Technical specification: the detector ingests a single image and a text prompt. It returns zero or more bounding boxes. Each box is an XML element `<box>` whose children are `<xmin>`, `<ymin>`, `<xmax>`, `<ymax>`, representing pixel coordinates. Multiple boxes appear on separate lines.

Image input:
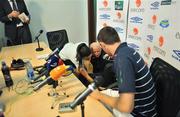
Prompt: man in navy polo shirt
<box><xmin>90</xmin><ymin>26</ymin><xmax>157</xmax><ymax>117</ymax></box>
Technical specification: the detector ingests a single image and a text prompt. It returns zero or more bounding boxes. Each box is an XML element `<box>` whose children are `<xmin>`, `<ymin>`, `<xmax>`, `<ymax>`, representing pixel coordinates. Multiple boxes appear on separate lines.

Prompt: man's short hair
<box><xmin>97</xmin><ymin>26</ymin><xmax>120</xmax><ymax>44</ymax></box>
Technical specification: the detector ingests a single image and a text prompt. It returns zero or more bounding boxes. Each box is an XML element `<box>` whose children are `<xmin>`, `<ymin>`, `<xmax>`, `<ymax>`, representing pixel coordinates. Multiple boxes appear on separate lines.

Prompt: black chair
<box><xmin>150</xmin><ymin>57</ymin><xmax>180</xmax><ymax>117</ymax></box>
<box><xmin>46</xmin><ymin>29</ymin><xmax>69</xmax><ymax>51</ymax></box>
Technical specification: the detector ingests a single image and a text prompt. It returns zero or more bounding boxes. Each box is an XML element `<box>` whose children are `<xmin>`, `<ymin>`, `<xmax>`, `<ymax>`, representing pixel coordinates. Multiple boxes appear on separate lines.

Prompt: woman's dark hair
<box><xmin>97</xmin><ymin>26</ymin><xmax>120</xmax><ymax>44</ymax></box>
<box><xmin>76</xmin><ymin>43</ymin><xmax>91</xmax><ymax>66</ymax></box>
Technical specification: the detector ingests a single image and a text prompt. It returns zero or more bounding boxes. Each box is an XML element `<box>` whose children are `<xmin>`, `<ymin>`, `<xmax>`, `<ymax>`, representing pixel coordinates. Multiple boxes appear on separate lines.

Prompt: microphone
<box><xmin>103</xmin><ymin>54</ymin><xmax>110</xmax><ymax>60</ymax></box>
<box><xmin>45</xmin><ymin>48</ymin><xmax>60</xmax><ymax>61</ymax></box>
<box><xmin>33</xmin><ymin>65</ymin><xmax>73</xmax><ymax>91</ymax></box>
<box><xmin>103</xmin><ymin>54</ymin><xmax>114</xmax><ymax>62</ymax></box>
<box><xmin>34</xmin><ymin>30</ymin><xmax>43</xmax><ymax>41</ymax></box>
<box><xmin>32</xmin><ymin>54</ymin><xmax>64</xmax><ymax>82</ymax></box>
<box><xmin>35</xmin><ymin>30</ymin><xmax>44</xmax><ymax>51</ymax></box>
<box><xmin>59</xmin><ymin>75</ymin><xmax>104</xmax><ymax>112</ymax></box>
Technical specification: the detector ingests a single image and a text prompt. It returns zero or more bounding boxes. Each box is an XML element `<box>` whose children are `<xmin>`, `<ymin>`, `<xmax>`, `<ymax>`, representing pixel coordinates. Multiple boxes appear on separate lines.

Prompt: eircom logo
<box><xmin>103</xmin><ymin>0</ymin><xmax>108</xmax><ymax>7</ymax></box>
<box><xmin>135</xmin><ymin>0</ymin><xmax>141</xmax><ymax>8</ymax></box>
<box><xmin>133</xmin><ymin>27</ymin><xmax>139</xmax><ymax>35</ymax></box>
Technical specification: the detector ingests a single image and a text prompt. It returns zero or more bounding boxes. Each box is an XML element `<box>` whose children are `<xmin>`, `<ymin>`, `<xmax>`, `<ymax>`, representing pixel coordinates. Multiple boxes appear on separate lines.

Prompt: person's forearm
<box><xmin>97</xmin><ymin>92</ymin><xmax>134</xmax><ymax>113</ymax></box>
<box><xmin>96</xmin><ymin>92</ymin><xmax>119</xmax><ymax>109</ymax></box>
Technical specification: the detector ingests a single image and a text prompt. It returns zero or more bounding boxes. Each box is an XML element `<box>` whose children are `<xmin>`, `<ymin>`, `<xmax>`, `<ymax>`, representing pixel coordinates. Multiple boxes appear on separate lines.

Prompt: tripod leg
<box><xmin>58</xmin><ymin>80</ymin><xmax>69</xmax><ymax>97</ymax></box>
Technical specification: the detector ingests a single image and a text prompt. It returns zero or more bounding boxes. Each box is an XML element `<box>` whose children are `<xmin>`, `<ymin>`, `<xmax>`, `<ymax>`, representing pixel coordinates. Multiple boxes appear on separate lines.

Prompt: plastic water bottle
<box><xmin>25</xmin><ymin>61</ymin><xmax>35</xmax><ymax>81</ymax></box>
<box><xmin>1</xmin><ymin>61</ymin><xmax>13</xmax><ymax>90</ymax></box>
<box><xmin>0</xmin><ymin>102</ymin><xmax>5</xmax><ymax>117</ymax></box>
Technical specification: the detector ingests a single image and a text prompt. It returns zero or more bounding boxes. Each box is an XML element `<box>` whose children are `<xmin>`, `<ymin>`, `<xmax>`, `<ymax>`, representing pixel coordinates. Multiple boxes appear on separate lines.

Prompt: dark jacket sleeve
<box><xmin>0</xmin><ymin>1</ymin><xmax>12</xmax><ymax>23</ymax></box>
<box><xmin>21</xmin><ymin>0</ymin><xmax>31</xmax><ymax>20</ymax></box>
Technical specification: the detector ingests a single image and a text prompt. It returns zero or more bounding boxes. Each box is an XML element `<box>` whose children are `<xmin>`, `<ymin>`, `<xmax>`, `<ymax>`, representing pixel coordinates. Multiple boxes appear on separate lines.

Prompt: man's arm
<box><xmin>0</xmin><ymin>1</ymin><xmax>20</xmax><ymax>23</ymax></box>
<box><xmin>0</xmin><ymin>2</ymin><xmax>11</xmax><ymax>23</ymax></box>
<box><xmin>78</xmin><ymin>67</ymin><xmax>93</xmax><ymax>82</ymax></box>
<box><xmin>91</xmin><ymin>90</ymin><xmax>134</xmax><ymax>113</ymax></box>
<box><xmin>21</xmin><ymin>0</ymin><xmax>30</xmax><ymax>21</ymax></box>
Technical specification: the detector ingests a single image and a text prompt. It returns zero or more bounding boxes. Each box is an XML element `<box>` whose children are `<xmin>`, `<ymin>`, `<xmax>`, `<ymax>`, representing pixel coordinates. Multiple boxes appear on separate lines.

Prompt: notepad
<box><xmin>18</xmin><ymin>12</ymin><xmax>29</xmax><ymax>23</ymax></box>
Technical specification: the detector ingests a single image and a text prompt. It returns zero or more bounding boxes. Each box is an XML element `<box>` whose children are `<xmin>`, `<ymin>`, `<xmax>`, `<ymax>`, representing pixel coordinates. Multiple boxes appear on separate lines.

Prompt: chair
<box><xmin>150</xmin><ymin>57</ymin><xmax>180</xmax><ymax>117</ymax></box>
<box><xmin>46</xmin><ymin>29</ymin><xmax>69</xmax><ymax>51</ymax></box>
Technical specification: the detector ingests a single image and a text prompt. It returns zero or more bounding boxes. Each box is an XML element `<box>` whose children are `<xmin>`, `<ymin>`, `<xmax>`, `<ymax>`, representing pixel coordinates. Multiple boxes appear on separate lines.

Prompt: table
<box><xmin>0</xmin><ymin>42</ymin><xmax>51</xmax><ymax>67</ymax></box>
<box><xmin>0</xmin><ymin>42</ymin><xmax>113</xmax><ymax>117</ymax></box>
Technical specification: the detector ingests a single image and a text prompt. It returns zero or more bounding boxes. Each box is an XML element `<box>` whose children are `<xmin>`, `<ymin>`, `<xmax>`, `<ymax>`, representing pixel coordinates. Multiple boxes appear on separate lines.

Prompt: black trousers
<box><xmin>7</xmin><ymin>25</ymin><xmax>32</xmax><ymax>46</ymax></box>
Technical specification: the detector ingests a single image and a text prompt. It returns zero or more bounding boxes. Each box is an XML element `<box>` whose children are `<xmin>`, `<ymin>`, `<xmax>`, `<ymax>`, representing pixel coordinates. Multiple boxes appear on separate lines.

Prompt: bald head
<box><xmin>90</xmin><ymin>42</ymin><xmax>102</xmax><ymax>58</ymax></box>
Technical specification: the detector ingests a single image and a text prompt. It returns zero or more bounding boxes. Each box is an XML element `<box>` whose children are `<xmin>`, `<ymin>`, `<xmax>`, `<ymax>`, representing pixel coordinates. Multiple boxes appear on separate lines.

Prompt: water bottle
<box><xmin>0</xmin><ymin>102</ymin><xmax>5</xmax><ymax>117</ymax></box>
<box><xmin>25</xmin><ymin>61</ymin><xmax>35</xmax><ymax>81</ymax></box>
<box><xmin>1</xmin><ymin>61</ymin><xmax>14</xmax><ymax>89</ymax></box>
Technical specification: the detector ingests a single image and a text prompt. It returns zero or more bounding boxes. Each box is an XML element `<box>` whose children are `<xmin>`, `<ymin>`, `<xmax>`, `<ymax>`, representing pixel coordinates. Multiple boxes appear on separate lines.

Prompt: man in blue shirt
<box><xmin>90</xmin><ymin>26</ymin><xmax>157</xmax><ymax>117</ymax></box>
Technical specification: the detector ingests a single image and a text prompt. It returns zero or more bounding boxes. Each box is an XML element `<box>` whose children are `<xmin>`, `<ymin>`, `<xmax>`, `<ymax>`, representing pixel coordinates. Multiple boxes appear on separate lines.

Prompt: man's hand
<box><xmin>8</xmin><ymin>11</ymin><xmax>20</xmax><ymax>18</ymax></box>
<box><xmin>24</xmin><ymin>19</ymin><xmax>30</xmax><ymax>24</ymax></box>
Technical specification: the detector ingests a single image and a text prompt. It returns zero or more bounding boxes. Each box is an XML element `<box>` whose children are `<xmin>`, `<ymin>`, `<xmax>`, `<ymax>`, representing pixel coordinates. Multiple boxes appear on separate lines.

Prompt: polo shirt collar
<box><xmin>114</xmin><ymin>42</ymin><xmax>127</xmax><ymax>55</ymax></box>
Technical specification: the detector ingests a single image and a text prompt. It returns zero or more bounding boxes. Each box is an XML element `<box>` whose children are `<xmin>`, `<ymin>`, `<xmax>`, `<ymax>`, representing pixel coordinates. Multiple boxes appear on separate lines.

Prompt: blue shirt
<box><xmin>113</xmin><ymin>42</ymin><xmax>157</xmax><ymax>117</ymax></box>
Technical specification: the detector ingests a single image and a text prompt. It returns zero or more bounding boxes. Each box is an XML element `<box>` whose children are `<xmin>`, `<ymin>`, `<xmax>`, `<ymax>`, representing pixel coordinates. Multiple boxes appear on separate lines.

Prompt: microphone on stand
<box><xmin>35</xmin><ymin>30</ymin><xmax>44</xmax><ymax>51</ymax></box>
<box><xmin>33</xmin><ymin>65</ymin><xmax>74</xmax><ymax>91</ymax></box>
<box><xmin>58</xmin><ymin>75</ymin><xmax>104</xmax><ymax>112</ymax></box>
<box><xmin>45</xmin><ymin>48</ymin><xmax>60</xmax><ymax>61</ymax></box>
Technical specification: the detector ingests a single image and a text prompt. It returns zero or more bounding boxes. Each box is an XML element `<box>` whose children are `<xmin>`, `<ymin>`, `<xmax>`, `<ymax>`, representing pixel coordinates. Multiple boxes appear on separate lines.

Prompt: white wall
<box><xmin>0</xmin><ymin>0</ymin><xmax>88</xmax><ymax>48</ymax></box>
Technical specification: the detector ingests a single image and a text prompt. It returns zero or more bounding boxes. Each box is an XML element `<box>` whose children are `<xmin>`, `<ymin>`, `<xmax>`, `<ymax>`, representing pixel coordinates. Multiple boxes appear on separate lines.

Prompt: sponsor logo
<box><xmin>148</xmin><ymin>15</ymin><xmax>157</xmax><ymax>30</ymax></box>
<box><xmin>115</xmin><ymin>1</ymin><xmax>124</xmax><ymax>10</ymax></box>
<box><xmin>136</xmin><ymin>0</ymin><xmax>142</xmax><ymax>8</ymax></box>
<box><xmin>159</xmin><ymin>36</ymin><xmax>164</xmax><ymax>47</ymax></box>
<box><xmin>148</xmin><ymin>24</ymin><xmax>155</xmax><ymax>30</ymax></box>
<box><xmin>130</xmin><ymin>16</ymin><xmax>143</xmax><ymax>24</ymax></box>
<box><xmin>150</xmin><ymin>1</ymin><xmax>160</xmax><ymax>10</ymax></box>
<box><xmin>159</xmin><ymin>20</ymin><xmax>169</xmax><ymax>29</ymax></box>
<box><xmin>130</xmin><ymin>0</ymin><xmax>144</xmax><ymax>13</ymax></box>
<box><xmin>114</xmin><ymin>27</ymin><xmax>123</xmax><ymax>33</ymax></box>
<box><xmin>147</xmin><ymin>35</ymin><xmax>154</xmax><ymax>42</ymax></box>
<box><xmin>152</xmin><ymin>15</ymin><xmax>157</xmax><ymax>24</ymax></box>
<box><xmin>133</xmin><ymin>27</ymin><xmax>139</xmax><ymax>35</ymax></box>
<box><xmin>99</xmin><ymin>0</ymin><xmax>111</xmax><ymax>11</ymax></box>
<box><xmin>103</xmin><ymin>0</ymin><xmax>108</xmax><ymax>7</ymax></box>
<box><xmin>99</xmin><ymin>14</ymin><xmax>111</xmax><ymax>20</ymax></box>
<box><xmin>130</xmin><ymin>8</ymin><xmax>145</xmax><ymax>12</ymax></box>
<box><xmin>161</xmin><ymin>0</ymin><xmax>171</xmax><ymax>5</ymax></box>
<box><xmin>127</xmin><ymin>43</ymin><xmax>140</xmax><ymax>51</ymax></box>
<box><xmin>113</xmin><ymin>12</ymin><xmax>124</xmax><ymax>23</ymax></box>
<box><xmin>175</xmin><ymin>32</ymin><xmax>180</xmax><ymax>40</ymax></box>
<box><xmin>144</xmin><ymin>47</ymin><xmax>151</xmax><ymax>59</ymax></box>
<box><xmin>128</xmin><ymin>35</ymin><xmax>142</xmax><ymax>41</ymax></box>
<box><xmin>147</xmin><ymin>47</ymin><xmax>151</xmax><ymax>55</ymax></box>
<box><xmin>172</xmin><ymin>50</ymin><xmax>180</xmax><ymax>62</ymax></box>
<box><xmin>117</xmin><ymin>12</ymin><xmax>121</xmax><ymax>19</ymax></box>
<box><xmin>153</xmin><ymin>46</ymin><xmax>166</xmax><ymax>56</ymax></box>
<box><xmin>128</xmin><ymin>28</ymin><xmax>141</xmax><ymax>41</ymax></box>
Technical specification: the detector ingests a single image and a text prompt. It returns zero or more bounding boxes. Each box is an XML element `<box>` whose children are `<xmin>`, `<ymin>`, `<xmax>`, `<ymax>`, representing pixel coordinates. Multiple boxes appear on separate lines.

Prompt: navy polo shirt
<box><xmin>113</xmin><ymin>42</ymin><xmax>157</xmax><ymax>117</ymax></box>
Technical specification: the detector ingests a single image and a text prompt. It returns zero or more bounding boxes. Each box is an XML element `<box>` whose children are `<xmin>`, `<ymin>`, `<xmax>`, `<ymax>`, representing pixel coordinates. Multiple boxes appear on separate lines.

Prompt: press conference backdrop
<box><xmin>96</xmin><ymin>0</ymin><xmax>129</xmax><ymax>42</ymax></box>
<box><xmin>0</xmin><ymin>0</ymin><xmax>88</xmax><ymax>47</ymax></box>
<box><xmin>96</xmin><ymin>0</ymin><xmax>180</xmax><ymax>70</ymax></box>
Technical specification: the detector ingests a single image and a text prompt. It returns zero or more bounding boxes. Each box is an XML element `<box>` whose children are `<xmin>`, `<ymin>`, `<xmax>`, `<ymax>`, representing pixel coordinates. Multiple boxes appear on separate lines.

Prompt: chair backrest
<box><xmin>46</xmin><ymin>29</ymin><xmax>69</xmax><ymax>51</ymax></box>
<box><xmin>150</xmin><ymin>57</ymin><xmax>180</xmax><ymax>117</ymax></box>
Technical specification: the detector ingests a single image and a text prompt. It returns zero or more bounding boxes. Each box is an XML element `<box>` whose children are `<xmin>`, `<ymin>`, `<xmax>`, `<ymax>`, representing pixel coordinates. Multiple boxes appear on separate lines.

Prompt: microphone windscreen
<box><xmin>39</xmin><ymin>30</ymin><xmax>43</xmax><ymax>33</ymax></box>
<box><xmin>50</xmin><ymin>65</ymin><xmax>66</xmax><ymax>80</ymax></box>
<box><xmin>103</xmin><ymin>54</ymin><xmax>109</xmax><ymax>59</ymax></box>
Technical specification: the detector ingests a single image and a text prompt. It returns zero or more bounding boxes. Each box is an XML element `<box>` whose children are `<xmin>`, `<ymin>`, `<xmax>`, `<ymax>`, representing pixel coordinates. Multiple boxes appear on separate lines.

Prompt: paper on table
<box><xmin>36</xmin><ymin>54</ymin><xmax>49</xmax><ymax>60</ymax></box>
<box><xmin>18</xmin><ymin>12</ymin><xmax>29</xmax><ymax>23</ymax></box>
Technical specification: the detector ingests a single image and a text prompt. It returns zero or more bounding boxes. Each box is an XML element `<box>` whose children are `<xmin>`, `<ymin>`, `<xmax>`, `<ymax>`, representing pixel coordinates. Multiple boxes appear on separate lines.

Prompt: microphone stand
<box><xmin>35</xmin><ymin>36</ymin><xmax>44</xmax><ymax>51</ymax></box>
<box><xmin>80</xmin><ymin>102</ymin><xmax>85</xmax><ymax>117</ymax></box>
